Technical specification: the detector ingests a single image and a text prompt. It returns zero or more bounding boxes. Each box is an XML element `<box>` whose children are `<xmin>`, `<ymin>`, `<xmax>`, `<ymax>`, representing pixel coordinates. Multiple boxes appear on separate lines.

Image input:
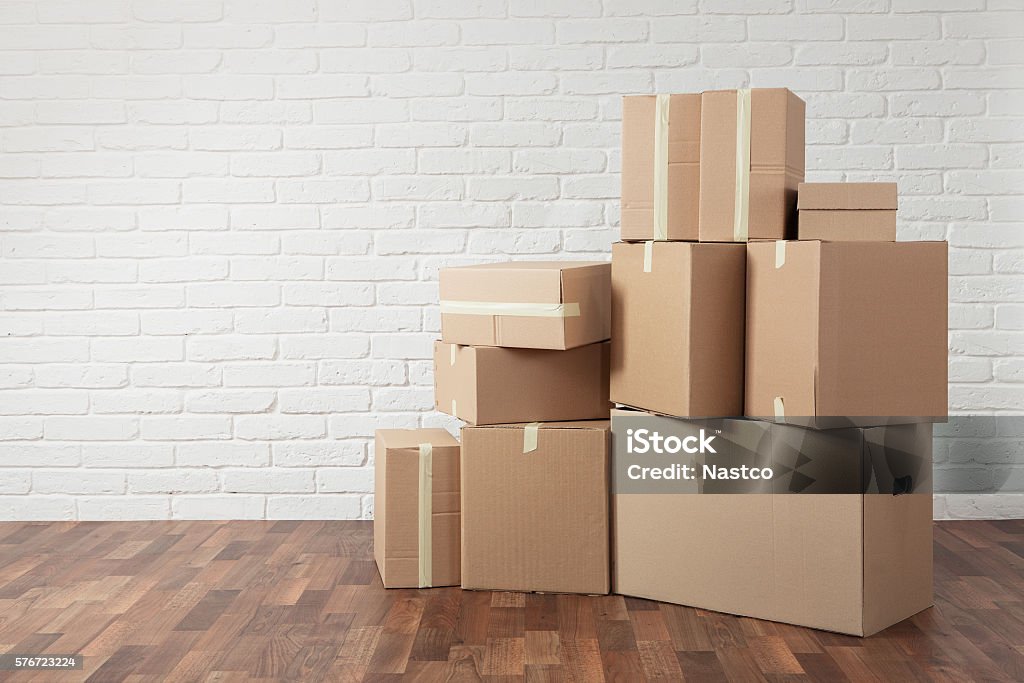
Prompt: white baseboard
<box><xmin>933</xmin><ymin>493</ymin><xmax>1024</xmax><ymax>520</ymax></box>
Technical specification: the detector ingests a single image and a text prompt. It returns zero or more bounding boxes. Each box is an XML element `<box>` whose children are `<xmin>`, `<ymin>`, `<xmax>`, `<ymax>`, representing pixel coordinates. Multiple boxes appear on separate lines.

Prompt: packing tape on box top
<box><xmin>775</xmin><ymin>240</ymin><xmax>786</xmax><ymax>268</ymax></box>
<box><xmin>523</xmin><ymin>422</ymin><xmax>541</xmax><ymax>453</ymax></box>
<box><xmin>773</xmin><ymin>396</ymin><xmax>785</xmax><ymax>421</ymax></box>
<box><xmin>733</xmin><ymin>88</ymin><xmax>752</xmax><ymax>243</ymax></box>
<box><xmin>643</xmin><ymin>240</ymin><xmax>654</xmax><ymax>273</ymax></box>
<box><xmin>417</xmin><ymin>442</ymin><xmax>433</xmax><ymax>588</ymax></box>
<box><xmin>440</xmin><ymin>300</ymin><xmax>581</xmax><ymax>318</ymax></box>
<box><xmin>449</xmin><ymin>344</ymin><xmax>457</xmax><ymax>366</ymax></box>
<box><xmin>652</xmin><ymin>94</ymin><xmax>670</xmax><ymax>241</ymax></box>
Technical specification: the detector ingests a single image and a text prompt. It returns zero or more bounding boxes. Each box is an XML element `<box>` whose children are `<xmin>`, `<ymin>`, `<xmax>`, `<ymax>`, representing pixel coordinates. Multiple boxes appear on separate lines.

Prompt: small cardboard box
<box><xmin>699</xmin><ymin>88</ymin><xmax>805</xmax><ymax>243</ymax></box>
<box><xmin>610</xmin><ymin>241</ymin><xmax>745</xmax><ymax>418</ymax></box>
<box><xmin>440</xmin><ymin>261</ymin><xmax>611</xmax><ymax>350</ymax></box>
<box><xmin>620</xmin><ymin>94</ymin><xmax>701</xmax><ymax>241</ymax></box>
<box><xmin>461</xmin><ymin>421</ymin><xmax>610</xmax><ymax>595</ymax></box>
<box><xmin>746</xmin><ymin>240</ymin><xmax>947</xmax><ymax>426</ymax></box>
<box><xmin>611</xmin><ymin>409</ymin><xmax>934</xmax><ymax>636</ymax></box>
<box><xmin>374</xmin><ymin>429</ymin><xmax>460</xmax><ymax>588</ymax></box>
<box><xmin>434</xmin><ymin>341</ymin><xmax>609</xmax><ymax>425</ymax></box>
<box><xmin>798</xmin><ymin>182</ymin><xmax>898</xmax><ymax>241</ymax></box>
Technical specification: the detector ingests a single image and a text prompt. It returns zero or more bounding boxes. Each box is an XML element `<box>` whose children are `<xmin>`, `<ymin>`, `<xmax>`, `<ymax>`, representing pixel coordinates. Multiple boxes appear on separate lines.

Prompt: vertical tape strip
<box><xmin>775</xmin><ymin>240</ymin><xmax>786</xmax><ymax>269</ymax></box>
<box><xmin>652</xmin><ymin>94</ymin><xmax>671</xmax><ymax>241</ymax></box>
<box><xmin>523</xmin><ymin>422</ymin><xmax>541</xmax><ymax>453</ymax></box>
<box><xmin>450</xmin><ymin>399</ymin><xmax>457</xmax><ymax>417</ymax></box>
<box><xmin>773</xmin><ymin>397</ymin><xmax>785</xmax><ymax>422</ymax></box>
<box><xmin>643</xmin><ymin>240</ymin><xmax>654</xmax><ymax>273</ymax></box>
<box><xmin>417</xmin><ymin>442</ymin><xmax>433</xmax><ymax>588</ymax></box>
<box><xmin>733</xmin><ymin>88</ymin><xmax>752</xmax><ymax>243</ymax></box>
<box><xmin>449</xmin><ymin>344</ymin><xmax>457</xmax><ymax>366</ymax></box>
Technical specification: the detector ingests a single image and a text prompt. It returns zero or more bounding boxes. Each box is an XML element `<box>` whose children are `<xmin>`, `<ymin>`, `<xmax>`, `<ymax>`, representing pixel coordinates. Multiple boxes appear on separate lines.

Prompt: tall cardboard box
<box><xmin>798</xmin><ymin>182</ymin><xmax>898</xmax><ymax>242</ymax></box>
<box><xmin>745</xmin><ymin>240</ymin><xmax>947</xmax><ymax>426</ymax></box>
<box><xmin>374</xmin><ymin>429</ymin><xmax>461</xmax><ymax>588</ymax></box>
<box><xmin>611</xmin><ymin>409</ymin><xmax>934</xmax><ymax>636</ymax></box>
<box><xmin>461</xmin><ymin>421</ymin><xmax>610</xmax><ymax>595</ymax></box>
<box><xmin>439</xmin><ymin>261</ymin><xmax>610</xmax><ymax>350</ymax></box>
<box><xmin>611</xmin><ymin>241</ymin><xmax>745</xmax><ymax>418</ymax></box>
<box><xmin>699</xmin><ymin>88</ymin><xmax>805</xmax><ymax>243</ymax></box>
<box><xmin>434</xmin><ymin>341</ymin><xmax>609</xmax><ymax>425</ymax></box>
<box><xmin>620</xmin><ymin>94</ymin><xmax>701</xmax><ymax>241</ymax></box>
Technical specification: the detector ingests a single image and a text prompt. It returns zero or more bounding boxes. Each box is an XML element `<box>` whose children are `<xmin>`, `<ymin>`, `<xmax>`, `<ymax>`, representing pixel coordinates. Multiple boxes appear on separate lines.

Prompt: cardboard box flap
<box><xmin>377</xmin><ymin>428</ymin><xmax>459</xmax><ymax>450</ymax></box>
<box><xmin>441</xmin><ymin>264</ymin><xmax>565</xmax><ymax>304</ymax></box>
<box><xmin>798</xmin><ymin>183</ymin><xmax>897</xmax><ymax>211</ymax></box>
<box><xmin>473</xmin><ymin>419</ymin><xmax>610</xmax><ymax>432</ymax></box>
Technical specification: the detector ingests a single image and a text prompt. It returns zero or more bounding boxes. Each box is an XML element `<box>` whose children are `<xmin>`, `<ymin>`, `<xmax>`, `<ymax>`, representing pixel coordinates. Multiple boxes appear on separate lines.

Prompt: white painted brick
<box><xmin>0</xmin><ymin>497</ymin><xmax>75</xmax><ymax>521</ymax></box>
<box><xmin>462</xmin><ymin>20</ymin><xmax>554</xmax><ymax>45</ymax></box>
<box><xmin>176</xmin><ymin>442</ymin><xmax>271</xmax><ymax>467</ymax></box>
<box><xmin>320</xmin><ymin>48</ymin><xmax>411</xmax><ymax>74</ymax></box>
<box><xmin>34</xmin><ymin>470</ymin><xmax>125</xmax><ymax>495</ymax></box>
<box><xmin>187</xmin><ymin>282</ymin><xmax>280</xmax><ymax>307</ymax></box>
<box><xmin>223</xmin><ymin>468</ymin><xmax>314</xmax><ymax>493</ymax></box>
<box><xmin>47</xmin><ymin>311</ymin><xmax>139</xmax><ymax>337</ymax></box>
<box><xmin>128</xmin><ymin>469</ymin><xmax>220</xmax><ymax>494</ymax></box>
<box><xmin>949</xmin><ymin>357</ymin><xmax>991</xmax><ymax>383</ymax></box>
<box><xmin>187</xmin><ymin>336</ymin><xmax>277</xmax><ymax>363</ymax></box>
<box><xmin>49</xmin><ymin>260</ymin><xmax>138</xmax><ymax>284</ymax></box>
<box><xmin>132</xmin><ymin>360</ymin><xmax>222</xmax><ymax>387</ymax></box>
<box><xmin>328</xmin><ymin>413</ymin><xmax>419</xmax><ymax>439</ymax></box>
<box><xmin>0</xmin><ymin>417</ymin><xmax>43</xmax><ymax>441</ymax></box>
<box><xmin>235</xmin><ymin>415</ymin><xmax>326</xmax><ymax>440</ymax></box>
<box><xmin>172</xmin><ymin>495</ymin><xmax>265</xmax><ymax>520</ymax></box>
<box><xmin>224</xmin><ymin>363</ymin><xmax>316</xmax><ymax>387</ymax></box>
<box><xmin>267</xmin><ymin>494</ymin><xmax>361</xmax><ymax>520</ymax></box>
<box><xmin>508</xmin><ymin>46</ymin><xmax>602</xmax><ymax>71</ymax></box>
<box><xmin>142</xmin><ymin>257</ymin><xmax>228</xmax><ymax>283</ymax></box>
<box><xmin>274</xmin><ymin>442</ymin><xmax>365</xmax><ymax>468</ymax></box>
<box><xmin>186</xmin><ymin>390</ymin><xmax>275</xmax><ymax>414</ymax></box>
<box><xmin>274</xmin><ymin>24</ymin><xmax>364</xmax><ymax>48</ymax></box>
<box><xmin>0</xmin><ymin>390</ymin><xmax>88</xmax><ymax>416</ymax></box>
<box><xmin>45</xmin><ymin>416</ymin><xmax>138</xmax><ymax>441</ymax></box>
<box><xmin>320</xmin><ymin>360</ymin><xmax>406</xmax><ymax>386</ymax></box>
<box><xmin>92</xmin><ymin>337</ymin><xmax>183</xmax><ymax>363</ymax></box>
<box><xmin>91</xmin><ymin>26</ymin><xmax>183</xmax><ymax>50</ymax></box>
<box><xmin>1</xmin><ymin>339</ymin><xmax>88</xmax><ymax>363</ymax></box>
<box><xmin>0</xmin><ymin>472</ymin><xmax>30</xmax><ymax>495</ymax></box>
<box><xmin>234</xmin><ymin>308</ymin><xmax>327</xmax><ymax>334</ymax></box>
<box><xmin>891</xmin><ymin>40</ymin><xmax>985</xmax><ymax>66</ymax></box>
<box><xmin>82</xmin><ymin>444</ymin><xmax>174</xmax><ymax>468</ymax></box>
<box><xmin>141</xmin><ymin>416</ymin><xmax>231</xmax><ymax>441</ymax></box>
<box><xmin>142</xmin><ymin>310</ymin><xmax>233</xmax><ymax>335</ymax></box>
<box><xmin>95</xmin><ymin>287</ymin><xmax>185</xmax><ymax>310</ymax></box>
<box><xmin>0</xmin><ymin>367</ymin><xmax>34</xmax><ymax>389</ymax></box>
<box><xmin>415</xmin><ymin>47</ymin><xmax>506</xmax><ymax>72</ymax></box>
<box><xmin>469</xmin><ymin>229</ymin><xmax>561</xmax><ymax>254</ymax></box>
<box><xmin>317</xmin><ymin>467</ymin><xmax>373</xmax><ymax>494</ymax></box>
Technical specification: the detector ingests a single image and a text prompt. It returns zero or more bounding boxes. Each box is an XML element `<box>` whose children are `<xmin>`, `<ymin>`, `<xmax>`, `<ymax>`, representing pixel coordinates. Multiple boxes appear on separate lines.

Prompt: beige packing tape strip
<box><xmin>775</xmin><ymin>240</ymin><xmax>786</xmax><ymax>268</ymax></box>
<box><xmin>773</xmin><ymin>397</ymin><xmax>785</xmax><ymax>421</ymax></box>
<box><xmin>440</xmin><ymin>300</ymin><xmax>581</xmax><ymax>318</ymax></box>
<box><xmin>733</xmin><ymin>88</ymin><xmax>752</xmax><ymax>243</ymax></box>
<box><xmin>643</xmin><ymin>240</ymin><xmax>654</xmax><ymax>273</ymax></box>
<box><xmin>417</xmin><ymin>442</ymin><xmax>433</xmax><ymax>588</ymax></box>
<box><xmin>451</xmin><ymin>399</ymin><xmax>457</xmax><ymax>417</ymax></box>
<box><xmin>449</xmin><ymin>344</ymin><xmax>457</xmax><ymax>366</ymax></box>
<box><xmin>523</xmin><ymin>422</ymin><xmax>541</xmax><ymax>453</ymax></box>
<box><xmin>653</xmin><ymin>94</ymin><xmax>670</xmax><ymax>241</ymax></box>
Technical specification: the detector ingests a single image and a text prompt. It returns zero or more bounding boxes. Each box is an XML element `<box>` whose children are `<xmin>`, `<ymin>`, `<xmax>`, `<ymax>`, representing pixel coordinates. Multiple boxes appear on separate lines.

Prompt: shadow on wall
<box><xmin>934</xmin><ymin>417</ymin><xmax>1024</xmax><ymax>493</ymax></box>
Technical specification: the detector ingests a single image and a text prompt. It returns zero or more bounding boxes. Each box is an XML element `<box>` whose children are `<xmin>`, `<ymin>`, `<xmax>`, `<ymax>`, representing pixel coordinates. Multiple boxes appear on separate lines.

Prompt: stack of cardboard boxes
<box><xmin>374</xmin><ymin>87</ymin><xmax>948</xmax><ymax>637</ymax></box>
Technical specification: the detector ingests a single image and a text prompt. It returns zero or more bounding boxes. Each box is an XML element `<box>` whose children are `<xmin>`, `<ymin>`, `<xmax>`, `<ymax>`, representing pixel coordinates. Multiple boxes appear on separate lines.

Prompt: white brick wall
<box><xmin>1</xmin><ymin>1</ymin><xmax>1022</xmax><ymax>521</ymax></box>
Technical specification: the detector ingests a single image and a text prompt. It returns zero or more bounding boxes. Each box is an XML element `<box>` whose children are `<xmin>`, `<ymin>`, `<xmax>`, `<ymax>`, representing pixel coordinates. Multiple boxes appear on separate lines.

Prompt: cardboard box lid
<box><xmin>798</xmin><ymin>183</ymin><xmax>897</xmax><ymax>211</ymax></box>
<box><xmin>468</xmin><ymin>420</ymin><xmax>610</xmax><ymax>432</ymax></box>
<box><xmin>377</xmin><ymin>428</ymin><xmax>459</xmax><ymax>451</ymax></box>
<box><xmin>441</xmin><ymin>261</ymin><xmax>607</xmax><ymax>302</ymax></box>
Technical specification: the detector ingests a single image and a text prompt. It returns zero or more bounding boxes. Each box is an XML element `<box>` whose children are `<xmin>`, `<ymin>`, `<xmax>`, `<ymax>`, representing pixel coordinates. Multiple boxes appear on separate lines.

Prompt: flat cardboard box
<box><xmin>434</xmin><ymin>341</ymin><xmax>610</xmax><ymax>425</ymax></box>
<box><xmin>798</xmin><ymin>182</ymin><xmax>898</xmax><ymax>241</ymax></box>
<box><xmin>461</xmin><ymin>421</ymin><xmax>610</xmax><ymax>595</ymax></box>
<box><xmin>746</xmin><ymin>240</ymin><xmax>947</xmax><ymax>426</ymax></box>
<box><xmin>620</xmin><ymin>94</ymin><xmax>701</xmax><ymax>241</ymax></box>
<box><xmin>610</xmin><ymin>241</ymin><xmax>745</xmax><ymax>418</ymax></box>
<box><xmin>374</xmin><ymin>429</ymin><xmax>461</xmax><ymax>588</ymax></box>
<box><xmin>611</xmin><ymin>409</ymin><xmax>933</xmax><ymax>636</ymax></box>
<box><xmin>440</xmin><ymin>261</ymin><xmax>611</xmax><ymax>350</ymax></box>
<box><xmin>699</xmin><ymin>88</ymin><xmax>805</xmax><ymax>242</ymax></box>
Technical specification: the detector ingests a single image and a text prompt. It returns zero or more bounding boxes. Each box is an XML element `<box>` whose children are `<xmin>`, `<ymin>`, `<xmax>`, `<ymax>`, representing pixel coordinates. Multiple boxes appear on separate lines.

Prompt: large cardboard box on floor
<box><xmin>699</xmin><ymin>88</ymin><xmax>805</xmax><ymax>243</ymax></box>
<box><xmin>374</xmin><ymin>429</ymin><xmax>460</xmax><ymax>588</ymax></box>
<box><xmin>611</xmin><ymin>241</ymin><xmax>745</xmax><ymax>418</ymax></box>
<box><xmin>434</xmin><ymin>341</ymin><xmax>609</xmax><ymax>425</ymax></box>
<box><xmin>746</xmin><ymin>240</ymin><xmax>947</xmax><ymax>426</ymax></box>
<box><xmin>620</xmin><ymin>94</ymin><xmax>701</xmax><ymax>241</ymax></box>
<box><xmin>439</xmin><ymin>261</ymin><xmax>610</xmax><ymax>350</ymax></box>
<box><xmin>798</xmin><ymin>182</ymin><xmax>897</xmax><ymax>242</ymax></box>
<box><xmin>611</xmin><ymin>409</ymin><xmax>934</xmax><ymax>636</ymax></box>
<box><xmin>461</xmin><ymin>421</ymin><xmax>610</xmax><ymax>595</ymax></box>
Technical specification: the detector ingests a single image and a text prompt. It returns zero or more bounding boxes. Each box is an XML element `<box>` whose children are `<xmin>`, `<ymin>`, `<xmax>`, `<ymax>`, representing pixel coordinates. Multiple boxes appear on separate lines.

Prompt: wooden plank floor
<box><xmin>0</xmin><ymin>520</ymin><xmax>1022</xmax><ymax>682</ymax></box>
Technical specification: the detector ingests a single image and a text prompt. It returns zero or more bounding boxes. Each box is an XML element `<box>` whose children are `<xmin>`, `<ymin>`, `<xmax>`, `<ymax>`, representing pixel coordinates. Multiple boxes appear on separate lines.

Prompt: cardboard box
<box><xmin>699</xmin><ymin>88</ymin><xmax>805</xmax><ymax>243</ymax></box>
<box><xmin>374</xmin><ymin>428</ymin><xmax>460</xmax><ymax>588</ymax></box>
<box><xmin>440</xmin><ymin>261</ymin><xmax>611</xmax><ymax>350</ymax></box>
<box><xmin>610</xmin><ymin>241</ymin><xmax>745</xmax><ymax>418</ymax></box>
<box><xmin>434</xmin><ymin>341</ymin><xmax>609</xmax><ymax>425</ymax></box>
<box><xmin>461</xmin><ymin>421</ymin><xmax>610</xmax><ymax>595</ymax></box>
<box><xmin>798</xmin><ymin>182</ymin><xmax>898</xmax><ymax>241</ymax></box>
<box><xmin>611</xmin><ymin>409</ymin><xmax>933</xmax><ymax>636</ymax></box>
<box><xmin>746</xmin><ymin>240</ymin><xmax>947</xmax><ymax>426</ymax></box>
<box><xmin>620</xmin><ymin>94</ymin><xmax>701</xmax><ymax>241</ymax></box>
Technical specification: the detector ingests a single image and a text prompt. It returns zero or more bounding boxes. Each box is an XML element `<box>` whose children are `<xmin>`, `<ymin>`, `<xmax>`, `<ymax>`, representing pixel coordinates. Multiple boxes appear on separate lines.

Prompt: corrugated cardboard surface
<box><xmin>374</xmin><ymin>429</ymin><xmax>461</xmax><ymax>588</ymax></box>
<box><xmin>461</xmin><ymin>421</ymin><xmax>610</xmax><ymax>595</ymax></box>
<box><xmin>798</xmin><ymin>182</ymin><xmax>897</xmax><ymax>241</ymax></box>
<box><xmin>610</xmin><ymin>241</ymin><xmax>745</xmax><ymax>417</ymax></box>
<box><xmin>698</xmin><ymin>88</ymin><xmax>805</xmax><ymax>242</ymax></box>
<box><xmin>611</xmin><ymin>412</ymin><xmax>933</xmax><ymax>636</ymax></box>
<box><xmin>798</xmin><ymin>182</ymin><xmax>897</xmax><ymax>210</ymax></box>
<box><xmin>433</xmin><ymin>340</ymin><xmax>610</xmax><ymax>425</ymax></box>
<box><xmin>440</xmin><ymin>261</ymin><xmax>610</xmax><ymax>350</ymax></box>
<box><xmin>745</xmin><ymin>240</ymin><xmax>947</xmax><ymax>424</ymax></box>
<box><xmin>621</xmin><ymin>94</ymin><xmax>701</xmax><ymax>241</ymax></box>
